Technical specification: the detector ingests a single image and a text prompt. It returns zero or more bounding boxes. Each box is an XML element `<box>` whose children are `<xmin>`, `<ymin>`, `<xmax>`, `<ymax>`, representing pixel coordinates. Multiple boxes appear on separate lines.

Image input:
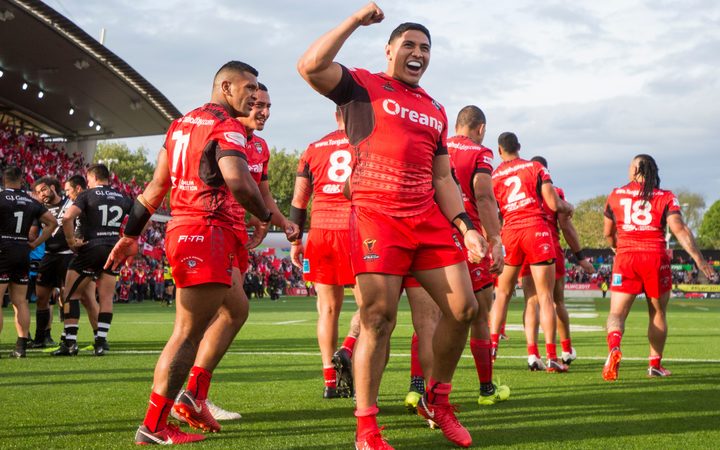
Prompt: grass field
<box><xmin>1</xmin><ymin>295</ymin><xmax>719</xmax><ymax>449</ymax></box>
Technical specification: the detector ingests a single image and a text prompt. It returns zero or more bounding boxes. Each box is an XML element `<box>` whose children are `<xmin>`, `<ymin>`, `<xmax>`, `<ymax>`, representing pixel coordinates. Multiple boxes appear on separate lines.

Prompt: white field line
<box><xmin>568</xmin><ymin>313</ymin><xmax>599</xmax><ymax>319</ymax></box>
<box><xmin>271</xmin><ymin>320</ymin><xmax>307</xmax><ymax>325</ymax></box>
<box><xmin>103</xmin><ymin>349</ymin><xmax>720</xmax><ymax>363</ymax></box>
<box><xmin>695</xmin><ymin>307</ymin><xmax>710</xmax><ymax>311</ymax></box>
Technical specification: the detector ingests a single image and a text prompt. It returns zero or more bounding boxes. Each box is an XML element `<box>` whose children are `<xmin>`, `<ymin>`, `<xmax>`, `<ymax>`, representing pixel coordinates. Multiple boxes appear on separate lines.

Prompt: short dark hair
<box><xmin>258</xmin><ymin>82</ymin><xmax>268</xmax><ymax>92</ymax></box>
<box><xmin>2</xmin><ymin>165</ymin><xmax>22</xmax><ymax>184</ymax></box>
<box><xmin>214</xmin><ymin>61</ymin><xmax>259</xmax><ymax>81</ymax></box>
<box><xmin>498</xmin><ymin>132</ymin><xmax>521</xmax><ymax>153</ymax></box>
<box><xmin>456</xmin><ymin>105</ymin><xmax>486</xmax><ymax>129</ymax></box>
<box><xmin>66</xmin><ymin>174</ymin><xmax>87</xmax><ymax>190</ymax></box>
<box><xmin>530</xmin><ymin>156</ymin><xmax>548</xmax><ymax>168</ymax></box>
<box><xmin>87</xmin><ymin>164</ymin><xmax>110</xmax><ymax>182</ymax></box>
<box><xmin>33</xmin><ymin>176</ymin><xmax>61</xmax><ymax>193</ymax></box>
<box><xmin>388</xmin><ymin>22</ymin><xmax>431</xmax><ymax>46</ymax></box>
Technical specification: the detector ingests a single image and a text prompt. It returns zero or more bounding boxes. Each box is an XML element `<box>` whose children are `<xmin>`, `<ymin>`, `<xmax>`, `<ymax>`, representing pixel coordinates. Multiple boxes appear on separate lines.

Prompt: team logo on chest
<box><xmin>254</xmin><ymin>142</ymin><xmax>263</xmax><ymax>154</ymax></box>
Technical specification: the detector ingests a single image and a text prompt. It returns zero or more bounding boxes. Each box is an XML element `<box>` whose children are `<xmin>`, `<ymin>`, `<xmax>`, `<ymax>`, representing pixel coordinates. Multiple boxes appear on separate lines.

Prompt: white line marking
<box><xmin>569</xmin><ymin>313</ymin><xmax>599</xmax><ymax>319</ymax></box>
<box><xmin>695</xmin><ymin>307</ymin><xmax>710</xmax><ymax>311</ymax></box>
<box><xmin>504</xmin><ymin>324</ymin><xmax>603</xmax><ymax>332</ymax></box>
<box><xmin>101</xmin><ymin>349</ymin><xmax>720</xmax><ymax>363</ymax></box>
<box><xmin>271</xmin><ymin>320</ymin><xmax>307</xmax><ymax>325</ymax></box>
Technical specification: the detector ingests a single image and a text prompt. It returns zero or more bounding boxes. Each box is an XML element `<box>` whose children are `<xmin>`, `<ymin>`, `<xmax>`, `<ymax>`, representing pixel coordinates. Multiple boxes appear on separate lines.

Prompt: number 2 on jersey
<box><xmin>504</xmin><ymin>176</ymin><xmax>526</xmax><ymax>203</ymax></box>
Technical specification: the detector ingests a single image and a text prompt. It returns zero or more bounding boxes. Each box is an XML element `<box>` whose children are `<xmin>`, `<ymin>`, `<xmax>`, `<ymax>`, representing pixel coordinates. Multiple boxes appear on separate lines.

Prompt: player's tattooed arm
<box><xmin>30</xmin><ymin>210</ymin><xmax>58</xmax><ymax>249</ymax></box>
<box><xmin>559</xmin><ymin>212</ymin><xmax>594</xmax><ymax>273</ymax></box>
<box><xmin>668</xmin><ymin>214</ymin><xmax>717</xmax><ymax>281</ymax></box>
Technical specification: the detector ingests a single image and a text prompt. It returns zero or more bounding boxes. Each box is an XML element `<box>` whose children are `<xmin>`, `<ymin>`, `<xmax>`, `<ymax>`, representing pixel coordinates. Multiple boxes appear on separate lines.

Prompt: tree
<box><xmin>267</xmin><ymin>147</ymin><xmax>300</xmax><ymax>217</ymax></box>
<box><xmin>94</xmin><ymin>142</ymin><xmax>154</xmax><ymax>184</ymax></box>
<box><xmin>675</xmin><ymin>190</ymin><xmax>705</xmax><ymax>234</ymax></box>
<box><xmin>698</xmin><ymin>200</ymin><xmax>720</xmax><ymax>249</ymax></box>
<box><xmin>567</xmin><ymin>195</ymin><xmax>608</xmax><ymax>249</ymax></box>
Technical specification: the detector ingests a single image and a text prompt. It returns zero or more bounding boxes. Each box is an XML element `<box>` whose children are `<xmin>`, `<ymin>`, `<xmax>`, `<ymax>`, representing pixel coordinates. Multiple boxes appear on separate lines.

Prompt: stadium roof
<box><xmin>0</xmin><ymin>0</ymin><xmax>181</xmax><ymax>139</ymax></box>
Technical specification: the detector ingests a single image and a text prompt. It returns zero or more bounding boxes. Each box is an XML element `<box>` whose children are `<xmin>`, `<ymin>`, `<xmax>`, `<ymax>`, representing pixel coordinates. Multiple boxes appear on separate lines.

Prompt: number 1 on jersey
<box><xmin>171</xmin><ymin>131</ymin><xmax>190</xmax><ymax>178</ymax></box>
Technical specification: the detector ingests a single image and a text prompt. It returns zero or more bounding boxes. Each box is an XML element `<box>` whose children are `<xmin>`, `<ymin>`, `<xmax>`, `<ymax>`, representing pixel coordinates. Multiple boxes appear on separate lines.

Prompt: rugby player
<box><xmin>31</xmin><ymin>176</ymin><xmax>73</xmax><ymax>348</ymax></box>
<box><xmin>106</xmin><ymin>61</ymin><xmax>277</xmax><ymax>445</ymax></box>
<box><xmin>521</xmin><ymin>156</ymin><xmax>595</xmax><ymax>370</ymax></box>
<box><xmin>171</xmin><ymin>82</ymin><xmax>299</xmax><ymax>423</ymax></box>
<box><xmin>489</xmin><ymin>132</ymin><xmax>574</xmax><ymax>372</ymax></box>
<box><xmin>52</xmin><ymin>164</ymin><xmax>132</xmax><ymax>357</ymax></box>
<box><xmin>602</xmin><ymin>154</ymin><xmax>716</xmax><ymax>380</ymax></box>
<box><xmin>0</xmin><ymin>166</ymin><xmax>57</xmax><ymax>357</ymax></box>
<box><xmin>298</xmin><ymin>4</ymin><xmax>487</xmax><ymax>448</ymax></box>
<box><xmin>289</xmin><ymin>109</ymin><xmax>360</xmax><ymax>399</ymax></box>
<box><xmin>404</xmin><ymin>106</ymin><xmax>509</xmax><ymax>409</ymax></box>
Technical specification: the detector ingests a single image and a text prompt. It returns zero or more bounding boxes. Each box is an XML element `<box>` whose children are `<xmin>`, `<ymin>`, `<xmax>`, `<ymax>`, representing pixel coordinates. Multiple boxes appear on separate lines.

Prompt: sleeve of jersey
<box><xmin>326</xmin><ymin>65</ymin><xmax>363</xmax><ymax>106</ymax></box>
<box><xmin>261</xmin><ymin>145</ymin><xmax>270</xmax><ymax>181</ymax></box>
<box><xmin>212</xmin><ymin>120</ymin><xmax>248</xmax><ymax>162</ymax></box>
<box><xmin>474</xmin><ymin>150</ymin><xmax>493</xmax><ymax>175</ymax></box>
<box><xmin>604</xmin><ymin>197</ymin><xmax>616</xmax><ymax>220</ymax></box>
<box><xmin>73</xmin><ymin>191</ymin><xmax>88</xmax><ymax>212</ymax></box>
<box><xmin>296</xmin><ymin>151</ymin><xmax>311</xmax><ymax>178</ymax></box>
<box><xmin>666</xmin><ymin>193</ymin><xmax>682</xmax><ymax>216</ymax></box>
<box><xmin>538</xmin><ymin>164</ymin><xmax>553</xmax><ymax>184</ymax></box>
<box><xmin>434</xmin><ymin>108</ymin><xmax>449</xmax><ymax>156</ymax></box>
<box><xmin>556</xmin><ymin>187</ymin><xmax>565</xmax><ymax>200</ymax></box>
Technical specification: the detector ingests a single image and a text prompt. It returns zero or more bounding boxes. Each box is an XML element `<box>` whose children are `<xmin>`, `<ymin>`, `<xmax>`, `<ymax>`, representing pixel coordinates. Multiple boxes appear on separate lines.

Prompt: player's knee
<box><xmin>452</xmin><ymin>300</ymin><xmax>478</xmax><ymax>323</ymax></box>
<box><xmin>361</xmin><ymin>310</ymin><xmax>395</xmax><ymax>337</ymax></box>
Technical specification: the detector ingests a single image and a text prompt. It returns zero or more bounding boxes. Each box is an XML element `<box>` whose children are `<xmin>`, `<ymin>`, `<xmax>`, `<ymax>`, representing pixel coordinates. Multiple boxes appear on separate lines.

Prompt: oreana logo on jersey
<box><xmin>381</xmin><ymin>99</ymin><xmax>443</xmax><ymax>133</ymax></box>
<box><xmin>223</xmin><ymin>132</ymin><xmax>246</xmax><ymax>147</ymax></box>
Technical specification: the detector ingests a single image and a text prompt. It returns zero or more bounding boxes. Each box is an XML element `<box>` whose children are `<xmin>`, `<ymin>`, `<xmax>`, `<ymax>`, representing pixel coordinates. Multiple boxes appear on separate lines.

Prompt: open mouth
<box><xmin>406</xmin><ymin>60</ymin><xmax>423</xmax><ymax>74</ymax></box>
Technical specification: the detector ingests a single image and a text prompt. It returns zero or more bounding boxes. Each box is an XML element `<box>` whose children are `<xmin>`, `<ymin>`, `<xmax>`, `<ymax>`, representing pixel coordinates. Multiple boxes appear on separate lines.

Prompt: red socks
<box><xmin>410</xmin><ymin>333</ymin><xmax>424</xmax><ymax>378</ymax></box>
<box><xmin>341</xmin><ymin>335</ymin><xmax>357</xmax><ymax>357</ymax></box>
<box><xmin>143</xmin><ymin>391</ymin><xmax>174</xmax><ymax>432</ymax></box>
<box><xmin>426</xmin><ymin>378</ymin><xmax>452</xmax><ymax>405</ymax></box>
<box><xmin>470</xmin><ymin>338</ymin><xmax>493</xmax><ymax>384</ymax></box>
<box><xmin>527</xmin><ymin>343</ymin><xmax>540</xmax><ymax>358</ymax></box>
<box><xmin>323</xmin><ymin>366</ymin><xmax>337</xmax><ymax>388</ymax></box>
<box><xmin>649</xmin><ymin>355</ymin><xmax>661</xmax><ymax>368</ymax></box>
<box><xmin>186</xmin><ymin>366</ymin><xmax>212</xmax><ymax>401</ymax></box>
<box><xmin>561</xmin><ymin>339</ymin><xmax>572</xmax><ymax>353</ymax></box>
<box><xmin>355</xmin><ymin>405</ymin><xmax>380</xmax><ymax>438</ymax></box>
<box><xmin>545</xmin><ymin>343</ymin><xmax>557</xmax><ymax>361</ymax></box>
<box><xmin>607</xmin><ymin>331</ymin><xmax>623</xmax><ymax>350</ymax></box>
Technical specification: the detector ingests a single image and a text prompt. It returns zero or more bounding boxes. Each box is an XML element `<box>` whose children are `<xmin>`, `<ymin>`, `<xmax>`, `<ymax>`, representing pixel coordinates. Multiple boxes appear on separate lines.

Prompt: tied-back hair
<box><xmin>634</xmin><ymin>154</ymin><xmax>660</xmax><ymax>202</ymax></box>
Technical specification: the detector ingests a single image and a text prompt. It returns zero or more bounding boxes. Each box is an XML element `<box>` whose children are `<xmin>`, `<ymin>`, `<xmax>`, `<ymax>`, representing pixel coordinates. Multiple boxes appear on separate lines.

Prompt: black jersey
<box><xmin>73</xmin><ymin>185</ymin><xmax>132</xmax><ymax>247</ymax></box>
<box><xmin>44</xmin><ymin>196</ymin><xmax>74</xmax><ymax>254</ymax></box>
<box><xmin>0</xmin><ymin>188</ymin><xmax>48</xmax><ymax>243</ymax></box>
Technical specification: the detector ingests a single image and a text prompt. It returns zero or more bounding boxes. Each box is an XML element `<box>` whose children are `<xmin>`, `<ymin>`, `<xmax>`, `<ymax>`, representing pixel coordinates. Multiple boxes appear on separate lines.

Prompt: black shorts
<box><xmin>164</xmin><ymin>279</ymin><xmax>174</xmax><ymax>287</ymax></box>
<box><xmin>37</xmin><ymin>253</ymin><xmax>74</xmax><ymax>288</ymax></box>
<box><xmin>68</xmin><ymin>245</ymin><xmax>118</xmax><ymax>277</ymax></box>
<box><xmin>0</xmin><ymin>243</ymin><xmax>31</xmax><ymax>284</ymax></box>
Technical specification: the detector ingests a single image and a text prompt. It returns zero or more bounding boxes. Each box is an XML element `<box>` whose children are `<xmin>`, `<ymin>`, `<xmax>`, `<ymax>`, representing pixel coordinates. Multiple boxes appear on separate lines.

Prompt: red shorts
<box><xmin>350</xmin><ymin>204</ymin><xmax>465</xmax><ymax>276</ymax></box>
<box><xmin>166</xmin><ymin>222</ymin><xmax>239</xmax><ymax>288</ymax></box>
<box><xmin>610</xmin><ymin>252</ymin><xmax>672</xmax><ymax>298</ymax></box>
<box><xmin>403</xmin><ymin>256</ymin><xmax>492</xmax><ymax>292</ymax></box>
<box><xmin>303</xmin><ymin>228</ymin><xmax>355</xmax><ymax>286</ymax></box>
<box><xmin>402</xmin><ymin>275</ymin><xmax>421</xmax><ymax>289</ymax></box>
<box><xmin>502</xmin><ymin>224</ymin><xmax>556</xmax><ymax>267</ymax></box>
<box><xmin>232</xmin><ymin>228</ymin><xmax>249</xmax><ymax>273</ymax></box>
<box><xmin>520</xmin><ymin>244</ymin><xmax>565</xmax><ymax>279</ymax></box>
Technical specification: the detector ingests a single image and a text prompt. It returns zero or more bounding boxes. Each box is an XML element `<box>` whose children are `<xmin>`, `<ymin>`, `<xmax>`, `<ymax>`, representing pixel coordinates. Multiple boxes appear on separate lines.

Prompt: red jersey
<box><xmin>227</xmin><ymin>133</ymin><xmax>271</xmax><ymax>231</ymax></box>
<box><xmin>164</xmin><ymin>103</ymin><xmax>248</xmax><ymax>227</ymax></box>
<box><xmin>491</xmin><ymin>158</ymin><xmax>552</xmax><ymax>230</ymax></box>
<box><xmin>327</xmin><ymin>66</ymin><xmax>448</xmax><ymax>217</ymax></box>
<box><xmin>605</xmin><ymin>181</ymin><xmax>681</xmax><ymax>254</ymax></box>
<box><xmin>297</xmin><ymin>129</ymin><xmax>352</xmax><ymax>230</ymax></box>
<box><xmin>447</xmin><ymin>135</ymin><xmax>494</xmax><ymax>226</ymax></box>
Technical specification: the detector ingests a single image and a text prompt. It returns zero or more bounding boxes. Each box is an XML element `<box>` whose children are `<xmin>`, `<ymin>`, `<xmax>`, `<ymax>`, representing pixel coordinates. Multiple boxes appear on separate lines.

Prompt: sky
<box><xmin>44</xmin><ymin>0</ymin><xmax>720</xmax><ymax>206</ymax></box>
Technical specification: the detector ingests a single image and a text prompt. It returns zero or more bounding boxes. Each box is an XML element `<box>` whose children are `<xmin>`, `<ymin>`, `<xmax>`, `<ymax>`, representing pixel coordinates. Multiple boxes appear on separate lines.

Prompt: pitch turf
<box><xmin>1</xmin><ymin>295</ymin><xmax>719</xmax><ymax>449</ymax></box>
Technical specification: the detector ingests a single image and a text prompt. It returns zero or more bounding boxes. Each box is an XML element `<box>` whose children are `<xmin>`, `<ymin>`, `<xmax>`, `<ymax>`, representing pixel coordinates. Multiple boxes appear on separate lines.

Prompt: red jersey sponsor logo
<box><xmin>381</xmin><ymin>99</ymin><xmax>444</xmax><ymax>133</ymax></box>
<box><xmin>447</xmin><ymin>135</ymin><xmax>494</xmax><ymax>227</ymax></box>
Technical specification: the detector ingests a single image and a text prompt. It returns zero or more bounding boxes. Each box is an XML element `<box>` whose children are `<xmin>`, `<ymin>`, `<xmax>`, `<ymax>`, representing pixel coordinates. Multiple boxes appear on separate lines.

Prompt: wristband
<box><xmin>574</xmin><ymin>250</ymin><xmax>586</xmax><ymax>261</ymax></box>
<box><xmin>124</xmin><ymin>195</ymin><xmax>156</xmax><ymax>238</ymax></box>
<box><xmin>261</xmin><ymin>211</ymin><xmax>273</xmax><ymax>224</ymax></box>
<box><xmin>451</xmin><ymin>212</ymin><xmax>476</xmax><ymax>236</ymax></box>
<box><xmin>289</xmin><ymin>206</ymin><xmax>307</xmax><ymax>241</ymax></box>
